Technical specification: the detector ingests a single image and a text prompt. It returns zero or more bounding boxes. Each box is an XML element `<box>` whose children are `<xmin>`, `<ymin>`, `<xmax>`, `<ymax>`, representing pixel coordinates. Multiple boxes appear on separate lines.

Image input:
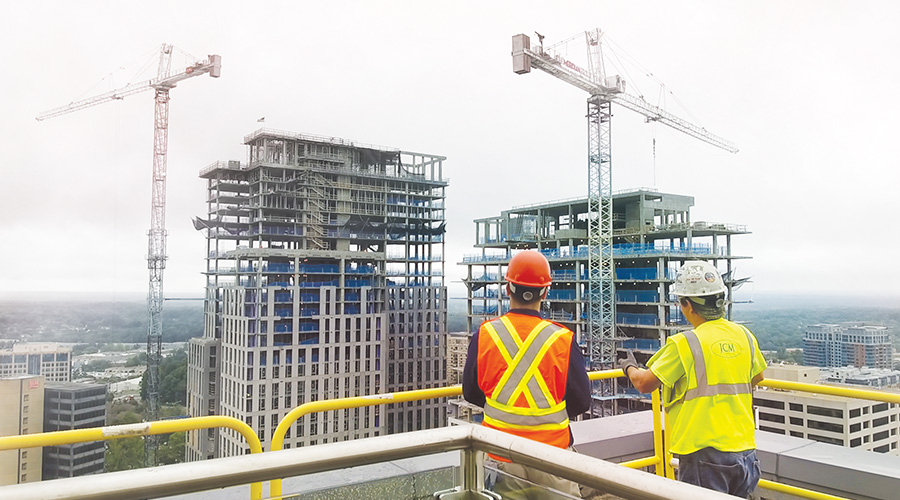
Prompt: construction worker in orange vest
<box><xmin>463</xmin><ymin>250</ymin><xmax>591</xmax><ymax>499</ymax></box>
<box><xmin>618</xmin><ymin>260</ymin><xmax>767</xmax><ymax>498</ymax></box>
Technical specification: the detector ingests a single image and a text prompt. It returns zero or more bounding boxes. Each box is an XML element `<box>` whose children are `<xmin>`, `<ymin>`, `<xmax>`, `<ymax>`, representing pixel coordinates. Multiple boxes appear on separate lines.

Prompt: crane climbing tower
<box><xmin>37</xmin><ymin>44</ymin><xmax>221</xmax><ymax>465</ymax></box>
<box><xmin>512</xmin><ymin>29</ymin><xmax>736</xmax><ymax>413</ymax></box>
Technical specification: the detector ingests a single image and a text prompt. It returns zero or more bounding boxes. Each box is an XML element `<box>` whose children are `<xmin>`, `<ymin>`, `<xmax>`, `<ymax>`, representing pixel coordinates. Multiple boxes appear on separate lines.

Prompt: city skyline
<box><xmin>2</xmin><ymin>1</ymin><xmax>899</xmax><ymax>301</ymax></box>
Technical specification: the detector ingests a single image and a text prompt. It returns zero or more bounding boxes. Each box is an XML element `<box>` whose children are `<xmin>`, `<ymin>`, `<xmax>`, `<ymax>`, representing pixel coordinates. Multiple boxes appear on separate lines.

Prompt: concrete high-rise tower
<box><xmin>187</xmin><ymin>129</ymin><xmax>448</xmax><ymax>459</ymax></box>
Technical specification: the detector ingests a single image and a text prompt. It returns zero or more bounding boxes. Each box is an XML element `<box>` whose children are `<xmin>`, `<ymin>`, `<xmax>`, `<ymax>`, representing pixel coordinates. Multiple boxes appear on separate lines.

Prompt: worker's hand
<box><xmin>616</xmin><ymin>349</ymin><xmax>639</xmax><ymax>379</ymax></box>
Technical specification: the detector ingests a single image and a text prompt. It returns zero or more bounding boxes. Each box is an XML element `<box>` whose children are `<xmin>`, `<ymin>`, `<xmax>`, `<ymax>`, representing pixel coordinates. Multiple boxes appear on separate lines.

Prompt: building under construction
<box><xmin>456</xmin><ymin>188</ymin><xmax>750</xmax><ymax>414</ymax></box>
<box><xmin>186</xmin><ymin>129</ymin><xmax>448</xmax><ymax>460</ymax></box>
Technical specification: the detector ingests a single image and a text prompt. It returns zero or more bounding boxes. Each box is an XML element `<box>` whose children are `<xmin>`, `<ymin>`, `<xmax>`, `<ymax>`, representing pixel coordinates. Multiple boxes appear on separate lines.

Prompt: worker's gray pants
<box><xmin>484</xmin><ymin>448</ymin><xmax>583</xmax><ymax>499</ymax></box>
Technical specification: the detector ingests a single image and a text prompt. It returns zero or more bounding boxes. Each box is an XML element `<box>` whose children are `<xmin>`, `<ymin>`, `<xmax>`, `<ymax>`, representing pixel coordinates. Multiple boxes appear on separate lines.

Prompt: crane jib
<box><xmin>511</xmin><ymin>29</ymin><xmax>736</xmax><ymax>416</ymax></box>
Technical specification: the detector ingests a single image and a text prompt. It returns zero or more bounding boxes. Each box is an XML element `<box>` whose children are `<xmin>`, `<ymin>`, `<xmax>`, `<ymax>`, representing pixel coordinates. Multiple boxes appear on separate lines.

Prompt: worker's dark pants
<box><xmin>677</xmin><ymin>447</ymin><xmax>760</xmax><ymax>498</ymax></box>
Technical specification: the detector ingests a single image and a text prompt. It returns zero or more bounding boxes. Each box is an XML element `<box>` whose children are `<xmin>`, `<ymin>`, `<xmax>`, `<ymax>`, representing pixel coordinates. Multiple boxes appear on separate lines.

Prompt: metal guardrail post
<box><xmin>0</xmin><ymin>416</ymin><xmax>264</xmax><ymax>500</ymax></box>
<box><xmin>461</xmin><ymin>446</ymin><xmax>484</xmax><ymax>493</ymax></box>
<box><xmin>651</xmin><ymin>389</ymin><xmax>665</xmax><ymax>477</ymax></box>
<box><xmin>663</xmin><ymin>401</ymin><xmax>675</xmax><ymax>480</ymax></box>
<box><xmin>618</xmin><ymin>387</ymin><xmax>665</xmax><ymax>473</ymax></box>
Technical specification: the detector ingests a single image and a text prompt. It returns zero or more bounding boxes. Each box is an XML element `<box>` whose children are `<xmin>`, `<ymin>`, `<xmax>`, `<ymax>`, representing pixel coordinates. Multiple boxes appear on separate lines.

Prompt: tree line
<box><xmin>0</xmin><ymin>300</ymin><xmax>203</xmax><ymax>343</ymax></box>
<box><xmin>106</xmin><ymin>347</ymin><xmax>188</xmax><ymax>470</ymax></box>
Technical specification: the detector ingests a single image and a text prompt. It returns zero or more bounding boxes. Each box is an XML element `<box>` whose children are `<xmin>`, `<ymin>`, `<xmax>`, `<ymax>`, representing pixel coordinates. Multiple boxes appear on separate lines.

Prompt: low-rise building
<box><xmin>0</xmin><ymin>343</ymin><xmax>72</xmax><ymax>382</ymax></box>
<box><xmin>42</xmin><ymin>382</ymin><xmax>107</xmax><ymax>479</ymax></box>
<box><xmin>821</xmin><ymin>366</ymin><xmax>900</xmax><ymax>389</ymax></box>
<box><xmin>756</xmin><ymin>365</ymin><xmax>900</xmax><ymax>455</ymax></box>
<box><xmin>0</xmin><ymin>376</ymin><xmax>44</xmax><ymax>485</ymax></box>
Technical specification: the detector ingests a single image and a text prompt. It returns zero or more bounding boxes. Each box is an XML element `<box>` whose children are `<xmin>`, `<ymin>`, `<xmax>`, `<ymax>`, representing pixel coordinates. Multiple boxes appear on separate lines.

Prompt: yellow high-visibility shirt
<box><xmin>648</xmin><ymin>318</ymin><xmax>767</xmax><ymax>455</ymax></box>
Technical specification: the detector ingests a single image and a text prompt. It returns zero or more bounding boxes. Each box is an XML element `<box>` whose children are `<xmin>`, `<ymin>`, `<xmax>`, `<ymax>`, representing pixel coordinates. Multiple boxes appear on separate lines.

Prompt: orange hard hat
<box><xmin>505</xmin><ymin>251</ymin><xmax>552</xmax><ymax>288</ymax></box>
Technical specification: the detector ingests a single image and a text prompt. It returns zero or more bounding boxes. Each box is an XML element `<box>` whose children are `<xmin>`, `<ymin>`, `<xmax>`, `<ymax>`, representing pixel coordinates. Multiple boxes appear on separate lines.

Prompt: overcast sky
<box><xmin>1</xmin><ymin>1</ymin><xmax>898</xmax><ymax>303</ymax></box>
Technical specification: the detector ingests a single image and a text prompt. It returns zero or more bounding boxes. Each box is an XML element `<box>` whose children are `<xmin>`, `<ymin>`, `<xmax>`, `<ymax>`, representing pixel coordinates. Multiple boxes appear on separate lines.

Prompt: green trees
<box><xmin>0</xmin><ymin>300</ymin><xmax>203</xmax><ymax>343</ymax></box>
<box><xmin>80</xmin><ymin>359</ymin><xmax>113</xmax><ymax>372</ymax></box>
<box><xmin>160</xmin><ymin>357</ymin><xmax>188</xmax><ymax>406</ymax></box>
<box><xmin>157</xmin><ymin>431</ymin><xmax>186</xmax><ymax>465</ymax></box>
<box><xmin>105</xmin><ymin>401</ymin><xmax>144</xmax><ymax>472</ymax></box>
<box><xmin>124</xmin><ymin>352</ymin><xmax>148</xmax><ymax>366</ymax></box>
<box><xmin>140</xmin><ymin>348</ymin><xmax>188</xmax><ymax>405</ymax></box>
<box><xmin>105</xmin><ymin>403</ymin><xmax>188</xmax><ymax>469</ymax></box>
<box><xmin>106</xmin><ymin>438</ymin><xmax>145</xmax><ymax>471</ymax></box>
<box><xmin>108</xmin><ymin>348</ymin><xmax>189</xmax><ymax>470</ymax></box>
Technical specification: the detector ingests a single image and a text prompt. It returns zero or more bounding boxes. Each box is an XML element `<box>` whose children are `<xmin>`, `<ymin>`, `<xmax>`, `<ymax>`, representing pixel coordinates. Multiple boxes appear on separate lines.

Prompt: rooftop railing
<box><xmin>0</xmin><ymin>415</ymin><xmax>264</xmax><ymax>499</ymax></box>
<box><xmin>2</xmin><ymin>372</ymin><xmax>899</xmax><ymax>500</ymax></box>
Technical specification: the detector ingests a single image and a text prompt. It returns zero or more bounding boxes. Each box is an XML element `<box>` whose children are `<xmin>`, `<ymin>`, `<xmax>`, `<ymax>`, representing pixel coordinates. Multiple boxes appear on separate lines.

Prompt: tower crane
<box><xmin>37</xmin><ymin>44</ymin><xmax>221</xmax><ymax>465</ymax></box>
<box><xmin>512</xmin><ymin>29</ymin><xmax>736</xmax><ymax>412</ymax></box>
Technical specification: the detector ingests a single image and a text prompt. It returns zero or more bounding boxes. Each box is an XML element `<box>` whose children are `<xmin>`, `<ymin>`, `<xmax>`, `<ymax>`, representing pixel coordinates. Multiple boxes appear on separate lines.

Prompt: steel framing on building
<box><xmin>187</xmin><ymin>129</ymin><xmax>449</xmax><ymax>459</ymax></box>
<box><xmin>457</xmin><ymin>189</ymin><xmax>750</xmax><ymax>415</ymax></box>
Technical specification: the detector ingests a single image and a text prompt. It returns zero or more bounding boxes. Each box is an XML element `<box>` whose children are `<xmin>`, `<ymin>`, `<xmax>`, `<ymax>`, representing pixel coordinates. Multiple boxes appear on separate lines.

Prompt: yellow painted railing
<box><xmin>269</xmin><ymin>370</ymin><xmax>891</xmax><ymax>500</ymax></box>
<box><xmin>268</xmin><ymin>370</ymin><xmax>660</xmax><ymax>497</ymax></box>
<box><xmin>269</xmin><ymin>384</ymin><xmax>462</xmax><ymax>497</ymax></box>
<box><xmin>750</xmin><ymin>378</ymin><xmax>900</xmax><ymax>500</ymax></box>
<box><xmin>757</xmin><ymin>479</ymin><xmax>848</xmax><ymax>500</ymax></box>
<box><xmin>593</xmin><ymin>369</ymin><xmax>665</xmax><ymax>477</ymax></box>
<box><xmin>759</xmin><ymin>378</ymin><xmax>900</xmax><ymax>404</ymax></box>
<box><xmin>5</xmin><ymin>372</ymin><xmax>899</xmax><ymax>500</ymax></box>
<box><xmin>0</xmin><ymin>416</ymin><xmax>265</xmax><ymax>500</ymax></box>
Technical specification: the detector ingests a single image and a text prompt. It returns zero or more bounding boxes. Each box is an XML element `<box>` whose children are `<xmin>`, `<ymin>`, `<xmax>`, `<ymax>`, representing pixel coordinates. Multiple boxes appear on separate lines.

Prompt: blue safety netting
<box><xmin>615</xmin><ymin>290</ymin><xmax>659</xmax><ymax>303</ymax></box>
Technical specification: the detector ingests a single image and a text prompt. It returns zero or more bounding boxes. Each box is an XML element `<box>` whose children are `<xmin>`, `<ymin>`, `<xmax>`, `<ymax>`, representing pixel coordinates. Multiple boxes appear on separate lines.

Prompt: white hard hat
<box><xmin>673</xmin><ymin>261</ymin><xmax>726</xmax><ymax>297</ymax></box>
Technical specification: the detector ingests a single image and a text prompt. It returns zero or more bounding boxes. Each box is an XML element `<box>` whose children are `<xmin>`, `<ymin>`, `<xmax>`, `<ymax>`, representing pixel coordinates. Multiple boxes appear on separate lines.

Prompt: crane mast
<box><xmin>37</xmin><ymin>44</ymin><xmax>221</xmax><ymax>465</ymax></box>
<box><xmin>512</xmin><ymin>29</ymin><xmax>735</xmax><ymax>414</ymax></box>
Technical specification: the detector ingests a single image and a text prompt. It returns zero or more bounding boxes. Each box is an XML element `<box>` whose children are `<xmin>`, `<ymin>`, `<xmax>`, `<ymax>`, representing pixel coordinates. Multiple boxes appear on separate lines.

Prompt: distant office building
<box><xmin>187</xmin><ymin>129</ymin><xmax>448</xmax><ymax>460</ymax></box>
<box><xmin>803</xmin><ymin>324</ymin><xmax>892</xmax><ymax>369</ymax></box>
<box><xmin>0</xmin><ymin>343</ymin><xmax>72</xmax><ymax>382</ymax></box>
<box><xmin>756</xmin><ymin>365</ymin><xmax>900</xmax><ymax>455</ymax></box>
<box><xmin>42</xmin><ymin>382</ymin><xmax>106</xmax><ymax>479</ymax></box>
<box><xmin>0</xmin><ymin>376</ymin><xmax>44</xmax><ymax>485</ymax></box>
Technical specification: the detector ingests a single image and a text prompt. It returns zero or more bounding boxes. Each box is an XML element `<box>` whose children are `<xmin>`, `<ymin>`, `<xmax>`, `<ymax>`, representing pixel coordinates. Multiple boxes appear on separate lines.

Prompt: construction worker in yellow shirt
<box><xmin>618</xmin><ymin>260</ymin><xmax>767</xmax><ymax>498</ymax></box>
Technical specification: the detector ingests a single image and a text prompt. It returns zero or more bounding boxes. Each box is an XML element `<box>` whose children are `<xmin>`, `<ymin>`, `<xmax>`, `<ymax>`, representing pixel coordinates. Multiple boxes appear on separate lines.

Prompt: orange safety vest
<box><xmin>477</xmin><ymin>313</ymin><xmax>574</xmax><ymax>452</ymax></box>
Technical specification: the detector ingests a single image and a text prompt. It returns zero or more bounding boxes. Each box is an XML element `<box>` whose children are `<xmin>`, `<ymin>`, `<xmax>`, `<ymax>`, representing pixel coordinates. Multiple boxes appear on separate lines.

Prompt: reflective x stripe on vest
<box><xmin>681</xmin><ymin>325</ymin><xmax>755</xmax><ymax>402</ymax></box>
<box><xmin>482</xmin><ymin>317</ymin><xmax>569</xmax><ymax>427</ymax></box>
